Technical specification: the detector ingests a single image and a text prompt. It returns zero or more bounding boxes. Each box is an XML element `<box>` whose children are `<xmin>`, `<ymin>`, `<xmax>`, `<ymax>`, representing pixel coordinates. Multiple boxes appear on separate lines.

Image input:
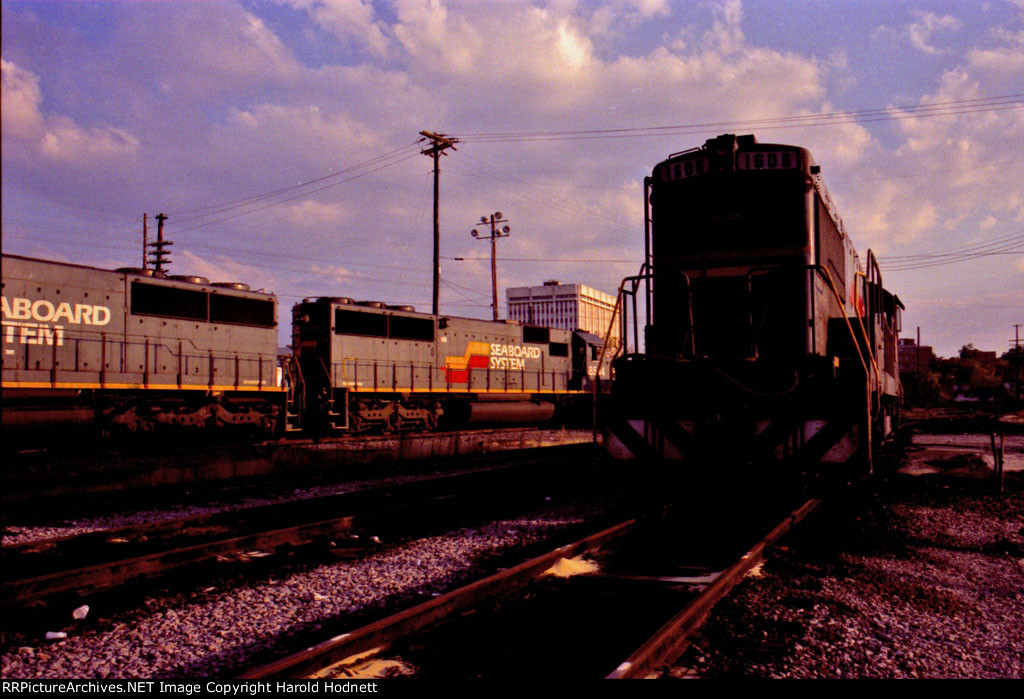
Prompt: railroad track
<box><xmin>1</xmin><ymin>444</ymin><xmax>596</xmax><ymax>607</ymax></box>
<box><xmin>238</xmin><ymin>498</ymin><xmax>820</xmax><ymax>679</ymax></box>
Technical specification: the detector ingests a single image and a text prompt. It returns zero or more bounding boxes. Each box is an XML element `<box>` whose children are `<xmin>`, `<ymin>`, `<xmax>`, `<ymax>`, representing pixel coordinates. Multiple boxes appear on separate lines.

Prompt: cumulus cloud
<box><xmin>281</xmin><ymin>0</ymin><xmax>391</xmax><ymax>56</ymax></box>
<box><xmin>1</xmin><ymin>59</ymin><xmax>139</xmax><ymax>165</ymax></box>
<box><xmin>388</xmin><ymin>0</ymin><xmax>600</xmax><ymax>101</ymax></box>
<box><xmin>907</xmin><ymin>11</ymin><xmax>962</xmax><ymax>55</ymax></box>
<box><xmin>283</xmin><ymin>199</ymin><xmax>349</xmax><ymax>229</ymax></box>
<box><xmin>310</xmin><ymin>263</ymin><xmax>355</xmax><ymax>285</ymax></box>
<box><xmin>116</xmin><ymin>3</ymin><xmax>304</xmax><ymax>99</ymax></box>
<box><xmin>828</xmin><ymin>18</ymin><xmax>1024</xmax><ymax>257</ymax></box>
<box><xmin>1</xmin><ymin>59</ymin><xmax>45</xmax><ymax>141</ymax></box>
<box><xmin>178</xmin><ymin>250</ymin><xmax>280</xmax><ymax>293</ymax></box>
<box><xmin>39</xmin><ymin>117</ymin><xmax>139</xmax><ymax>163</ymax></box>
<box><xmin>967</xmin><ymin>28</ymin><xmax>1024</xmax><ymax>77</ymax></box>
<box><xmin>872</xmin><ymin>10</ymin><xmax>962</xmax><ymax>56</ymax></box>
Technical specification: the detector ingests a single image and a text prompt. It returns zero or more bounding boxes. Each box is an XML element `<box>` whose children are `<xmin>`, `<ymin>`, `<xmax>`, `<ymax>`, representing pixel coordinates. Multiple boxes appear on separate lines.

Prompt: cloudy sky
<box><xmin>2</xmin><ymin>0</ymin><xmax>1022</xmax><ymax>357</ymax></box>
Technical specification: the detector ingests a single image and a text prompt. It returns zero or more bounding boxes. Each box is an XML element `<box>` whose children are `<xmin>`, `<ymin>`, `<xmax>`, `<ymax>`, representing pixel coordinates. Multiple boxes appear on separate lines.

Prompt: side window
<box><xmin>210</xmin><ymin>294</ymin><xmax>276</xmax><ymax>327</ymax></box>
<box><xmin>549</xmin><ymin>342</ymin><xmax>569</xmax><ymax>357</ymax></box>
<box><xmin>131</xmin><ymin>281</ymin><xmax>207</xmax><ymax>321</ymax></box>
<box><xmin>335</xmin><ymin>308</ymin><xmax>387</xmax><ymax>337</ymax></box>
<box><xmin>389</xmin><ymin>315</ymin><xmax>434</xmax><ymax>341</ymax></box>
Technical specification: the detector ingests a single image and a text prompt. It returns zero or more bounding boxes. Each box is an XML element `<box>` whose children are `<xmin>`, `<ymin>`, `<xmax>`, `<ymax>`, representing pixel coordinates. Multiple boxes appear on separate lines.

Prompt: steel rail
<box><xmin>606</xmin><ymin>498</ymin><xmax>821</xmax><ymax>679</ymax></box>
<box><xmin>239</xmin><ymin>519</ymin><xmax>636</xmax><ymax>679</ymax></box>
<box><xmin>3</xmin><ymin>447</ymin><xmax>593</xmax><ymax>604</ymax></box>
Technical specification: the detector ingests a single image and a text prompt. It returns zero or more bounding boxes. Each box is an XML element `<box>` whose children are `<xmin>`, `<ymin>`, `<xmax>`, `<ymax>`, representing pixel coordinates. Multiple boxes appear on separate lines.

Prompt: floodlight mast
<box><xmin>470</xmin><ymin>212</ymin><xmax>511</xmax><ymax>321</ymax></box>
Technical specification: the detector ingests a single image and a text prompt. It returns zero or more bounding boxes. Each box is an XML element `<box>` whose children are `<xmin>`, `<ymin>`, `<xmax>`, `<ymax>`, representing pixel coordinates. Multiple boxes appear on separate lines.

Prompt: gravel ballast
<box><xmin>1</xmin><ymin>505</ymin><xmax>592</xmax><ymax>679</ymax></box>
<box><xmin>5</xmin><ymin>421</ymin><xmax>1021</xmax><ymax>680</ymax></box>
<box><xmin>671</xmin><ymin>475</ymin><xmax>1024</xmax><ymax>679</ymax></box>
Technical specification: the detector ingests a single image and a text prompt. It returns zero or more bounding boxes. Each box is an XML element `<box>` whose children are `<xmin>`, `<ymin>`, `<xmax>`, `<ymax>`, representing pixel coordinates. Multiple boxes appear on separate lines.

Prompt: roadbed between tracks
<box><xmin>670</xmin><ymin>426</ymin><xmax>1024</xmax><ymax>679</ymax></box>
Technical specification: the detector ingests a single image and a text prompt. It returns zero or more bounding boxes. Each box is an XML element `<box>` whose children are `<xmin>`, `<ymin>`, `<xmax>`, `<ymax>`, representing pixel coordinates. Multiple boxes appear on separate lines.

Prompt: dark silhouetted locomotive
<box><xmin>1</xmin><ymin>254</ymin><xmax>606</xmax><ymax>445</ymax></box>
<box><xmin>604</xmin><ymin>134</ymin><xmax>902</xmax><ymax>478</ymax></box>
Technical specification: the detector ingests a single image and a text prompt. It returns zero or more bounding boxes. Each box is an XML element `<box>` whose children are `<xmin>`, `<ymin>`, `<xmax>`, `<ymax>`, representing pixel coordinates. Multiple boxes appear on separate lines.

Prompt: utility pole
<box><xmin>147</xmin><ymin>213</ymin><xmax>172</xmax><ymax>274</ymax></box>
<box><xmin>471</xmin><ymin>212</ymin><xmax>511</xmax><ymax>321</ymax></box>
<box><xmin>1013</xmin><ymin>324</ymin><xmax>1022</xmax><ymax>402</ymax></box>
<box><xmin>917</xmin><ymin>326</ymin><xmax>921</xmax><ymax>388</ymax></box>
<box><xmin>420</xmin><ymin>131</ymin><xmax>459</xmax><ymax>315</ymax></box>
<box><xmin>142</xmin><ymin>213</ymin><xmax>149</xmax><ymax>269</ymax></box>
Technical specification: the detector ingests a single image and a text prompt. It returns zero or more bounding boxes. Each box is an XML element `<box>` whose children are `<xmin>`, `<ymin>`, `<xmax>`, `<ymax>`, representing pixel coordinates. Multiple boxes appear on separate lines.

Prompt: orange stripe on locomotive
<box><xmin>442</xmin><ymin>341</ymin><xmax>491</xmax><ymax>383</ymax></box>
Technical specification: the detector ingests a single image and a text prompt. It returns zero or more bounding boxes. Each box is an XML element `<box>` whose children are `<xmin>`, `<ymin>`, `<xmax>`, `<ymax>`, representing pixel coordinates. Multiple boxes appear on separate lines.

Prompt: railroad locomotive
<box><xmin>1</xmin><ymin>254</ymin><xmax>606</xmax><ymax>445</ymax></box>
<box><xmin>604</xmin><ymin>134</ymin><xmax>902</xmax><ymax>479</ymax></box>
<box><xmin>2</xmin><ymin>255</ymin><xmax>283</xmax><ymax>442</ymax></box>
<box><xmin>286</xmin><ymin>297</ymin><xmax>604</xmax><ymax>434</ymax></box>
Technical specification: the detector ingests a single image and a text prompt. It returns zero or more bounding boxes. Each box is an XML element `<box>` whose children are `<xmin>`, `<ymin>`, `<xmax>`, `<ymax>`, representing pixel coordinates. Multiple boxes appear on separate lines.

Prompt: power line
<box><xmin>880</xmin><ymin>233</ymin><xmax>1024</xmax><ymax>271</ymax></box>
<box><xmin>448</xmin><ymin>255</ymin><xmax>636</xmax><ymax>263</ymax></box>
<box><xmin>160</xmin><ymin>93</ymin><xmax>1021</xmax><ymax>239</ymax></box>
<box><xmin>456</xmin><ymin>93</ymin><xmax>1024</xmax><ymax>143</ymax></box>
<box><xmin>173</xmin><ymin>141</ymin><xmax>422</xmax><ymax>221</ymax></box>
<box><xmin>872</xmin><ymin>232</ymin><xmax>1024</xmax><ymax>261</ymax></box>
<box><xmin>879</xmin><ymin>232</ymin><xmax>1024</xmax><ymax>261</ymax></box>
<box><xmin>169</xmin><ymin>150</ymin><xmax>423</xmax><ymax>235</ymax></box>
<box><xmin>830</xmin><ymin>157</ymin><xmax>1024</xmax><ymax>185</ymax></box>
<box><xmin>447</xmin><ymin>154</ymin><xmax>635</xmax><ymax>234</ymax></box>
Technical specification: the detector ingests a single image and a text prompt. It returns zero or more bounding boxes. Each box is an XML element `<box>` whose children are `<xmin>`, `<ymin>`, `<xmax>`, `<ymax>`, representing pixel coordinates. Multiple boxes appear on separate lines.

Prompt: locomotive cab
<box><xmin>604</xmin><ymin>134</ymin><xmax>903</xmax><ymax>483</ymax></box>
<box><xmin>570</xmin><ymin>330</ymin><xmax>607</xmax><ymax>391</ymax></box>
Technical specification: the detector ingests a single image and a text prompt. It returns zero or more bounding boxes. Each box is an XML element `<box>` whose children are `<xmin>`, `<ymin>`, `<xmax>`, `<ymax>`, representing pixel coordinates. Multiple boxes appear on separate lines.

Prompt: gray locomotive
<box><xmin>1</xmin><ymin>254</ymin><xmax>606</xmax><ymax>444</ymax></box>
<box><xmin>285</xmin><ymin>296</ymin><xmax>605</xmax><ymax>433</ymax></box>
<box><xmin>604</xmin><ymin>134</ymin><xmax>903</xmax><ymax>479</ymax></box>
<box><xmin>2</xmin><ymin>254</ymin><xmax>283</xmax><ymax>442</ymax></box>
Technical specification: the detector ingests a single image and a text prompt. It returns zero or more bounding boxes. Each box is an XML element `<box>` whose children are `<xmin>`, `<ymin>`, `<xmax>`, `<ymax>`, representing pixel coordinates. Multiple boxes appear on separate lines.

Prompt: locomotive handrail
<box><xmin>279</xmin><ymin>353</ymin><xmax>302</xmax><ymax>394</ymax></box>
<box><xmin>594</xmin><ymin>273</ymin><xmax>629</xmax><ymax>386</ymax></box>
<box><xmin>5</xmin><ymin>325</ymin><xmax>276</xmax><ymax>390</ymax></box>
<box><xmin>811</xmin><ymin>263</ymin><xmax>876</xmax><ymax>470</ymax></box>
<box><xmin>331</xmin><ymin>358</ymin><xmax>573</xmax><ymax>395</ymax></box>
<box><xmin>601</xmin><ymin>265</ymin><xmax>695</xmax><ymax>365</ymax></box>
<box><xmin>810</xmin><ymin>264</ymin><xmax>874</xmax><ymax>386</ymax></box>
<box><xmin>812</xmin><ymin>264</ymin><xmax>881</xmax><ymax>408</ymax></box>
<box><xmin>866</xmin><ymin>250</ymin><xmax>883</xmax><ymax>350</ymax></box>
<box><xmin>593</xmin><ymin>264</ymin><xmax>654</xmax><ymax>441</ymax></box>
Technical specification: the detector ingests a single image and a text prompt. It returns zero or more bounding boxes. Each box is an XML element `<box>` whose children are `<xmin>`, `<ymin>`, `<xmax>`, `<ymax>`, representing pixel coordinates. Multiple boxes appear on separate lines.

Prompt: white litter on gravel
<box><xmin>2</xmin><ymin>506</ymin><xmax>591</xmax><ymax>679</ymax></box>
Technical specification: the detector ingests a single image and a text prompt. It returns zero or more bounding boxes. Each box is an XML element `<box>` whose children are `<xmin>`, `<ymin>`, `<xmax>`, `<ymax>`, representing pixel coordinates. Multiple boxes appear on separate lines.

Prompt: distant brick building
<box><xmin>957</xmin><ymin>345</ymin><xmax>999</xmax><ymax>364</ymax></box>
<box><xmin>974</xmin><ymin>350</ymin><xmax>998</xmax><ymax>364</ymax></box>
<box><xmin>898</xmin><ymin>338</ymin><xmax>934</xmax><ymax>375</ymax></box>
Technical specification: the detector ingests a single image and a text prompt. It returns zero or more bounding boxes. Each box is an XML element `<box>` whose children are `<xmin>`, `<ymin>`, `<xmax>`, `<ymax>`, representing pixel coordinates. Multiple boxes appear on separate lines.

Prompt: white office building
<box><xmin>506</xmin><ymin>281</ymin><xmax>620</xmax><ymax>349</ymax></box>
